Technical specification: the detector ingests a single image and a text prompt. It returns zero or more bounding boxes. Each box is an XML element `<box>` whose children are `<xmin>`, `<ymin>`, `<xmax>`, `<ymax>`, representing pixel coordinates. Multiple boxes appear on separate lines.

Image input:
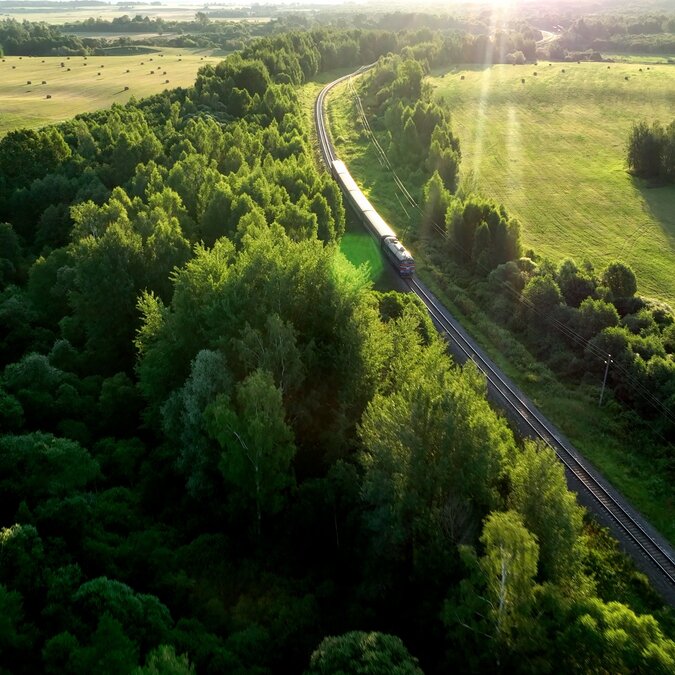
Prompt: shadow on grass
<box><xmin>631</xmin><ymin>175</ymin><xmax>675</xmax><ymax>248</ymax></box>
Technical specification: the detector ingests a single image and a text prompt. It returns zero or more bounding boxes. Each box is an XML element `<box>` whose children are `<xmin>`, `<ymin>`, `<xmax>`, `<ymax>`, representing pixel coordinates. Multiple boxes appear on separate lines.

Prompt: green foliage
<box><xmin>0</xmin><ymin>432</ymin><xmax>99</xmax><ymax>510</ymax></box>
<box><xmin>207</xmin><ymin>369</ymin><xmax>296</xmax><ymax>534</ymax></box>
<box><xmin>508</xmin><ymin>442</ymin><xmax>585</xmax><ymax>585</ymax></box>
<box><xmin>627</xmin><ymin>119</ymin><xmax>675</xmax><ymax>182</ymax></box>
<box><xmin>307</xmin><ymin>631</ymin><xmax>423</xmax><ymax>675</ymax></box>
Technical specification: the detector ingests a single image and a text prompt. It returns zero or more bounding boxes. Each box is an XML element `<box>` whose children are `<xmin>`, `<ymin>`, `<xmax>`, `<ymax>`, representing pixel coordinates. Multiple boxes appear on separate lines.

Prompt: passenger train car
<box><xmin>331</xmin><ymin>160</ymin><xmax>415</xmax><ymax>277</ymax></box>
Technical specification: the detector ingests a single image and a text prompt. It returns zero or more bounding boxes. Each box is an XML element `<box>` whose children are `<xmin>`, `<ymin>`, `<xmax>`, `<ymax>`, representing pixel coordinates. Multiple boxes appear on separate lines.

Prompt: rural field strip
<box><xmin>316</xmin><ymin>68</ymin><xmax>675</xmax><ymax>605</ymax></box>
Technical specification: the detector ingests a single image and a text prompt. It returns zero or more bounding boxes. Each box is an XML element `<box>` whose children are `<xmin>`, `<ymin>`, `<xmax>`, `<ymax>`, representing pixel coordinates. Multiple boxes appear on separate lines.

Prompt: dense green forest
<box><xmin>1</xmin><ymin>27</ymin><xmax>675</xmax><ymax>673</ymax></box>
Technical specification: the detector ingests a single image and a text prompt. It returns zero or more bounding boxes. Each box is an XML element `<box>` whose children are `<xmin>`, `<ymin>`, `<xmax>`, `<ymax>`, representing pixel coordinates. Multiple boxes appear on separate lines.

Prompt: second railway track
<box><xmin>315</xmin><ymin>67</ymin><xmax>675</xmax><ymax>603</ymax></box>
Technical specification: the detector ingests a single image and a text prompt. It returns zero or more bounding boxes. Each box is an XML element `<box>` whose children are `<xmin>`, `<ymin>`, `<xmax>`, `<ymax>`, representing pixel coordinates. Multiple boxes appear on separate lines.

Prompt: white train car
<box><xmin>331</xmin><ymin>160</ymin><xmax>415</xmax><ymax>277</ymax></box>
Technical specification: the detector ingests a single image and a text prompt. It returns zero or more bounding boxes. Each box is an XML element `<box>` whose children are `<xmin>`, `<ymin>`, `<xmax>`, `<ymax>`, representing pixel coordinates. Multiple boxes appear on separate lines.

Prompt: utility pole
<box><xmin>599</xmin><ymin>354</ymin><xmax>612</xmax><ymax>407</ymax></box>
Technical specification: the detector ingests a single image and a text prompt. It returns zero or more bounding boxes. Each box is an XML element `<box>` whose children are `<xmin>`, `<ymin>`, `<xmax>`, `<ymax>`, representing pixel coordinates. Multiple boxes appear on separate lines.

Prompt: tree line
<box><xmin>0</xmin><ymin>27</ymin><xmax>674</xmax><ymax>674</ymax></box>
<box><xmin>627</xmin><ymin>119</ymin><xmax>675</xmax><ymax>184</ymax></box>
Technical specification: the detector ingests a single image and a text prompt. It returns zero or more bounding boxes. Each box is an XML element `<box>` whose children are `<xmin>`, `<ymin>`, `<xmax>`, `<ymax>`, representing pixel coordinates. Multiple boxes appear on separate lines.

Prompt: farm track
<box><xmin>315</xmin><ymin>68</ymin><xmax>675</xmax><ymax>605</ymax></box>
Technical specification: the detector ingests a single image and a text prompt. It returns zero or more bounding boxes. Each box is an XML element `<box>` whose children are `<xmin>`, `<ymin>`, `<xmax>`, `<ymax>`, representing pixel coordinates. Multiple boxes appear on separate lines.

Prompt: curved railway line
<box><xmin>315</xmin><ymin>68</ymin><xmax>675</xmax><ymax>604</ymax></box>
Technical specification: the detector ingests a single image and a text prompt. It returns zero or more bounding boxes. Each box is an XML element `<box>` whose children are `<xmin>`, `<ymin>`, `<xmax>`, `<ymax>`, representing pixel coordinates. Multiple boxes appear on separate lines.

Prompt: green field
<box><xmin>0</xmin><ymin>49</ymin><xmax>222</xmax><ymax>136</ymax></box>
<box><xmin>430</xmin><ymin>62</ymin><xmax>675</xmax><ymax>308</ymax></box>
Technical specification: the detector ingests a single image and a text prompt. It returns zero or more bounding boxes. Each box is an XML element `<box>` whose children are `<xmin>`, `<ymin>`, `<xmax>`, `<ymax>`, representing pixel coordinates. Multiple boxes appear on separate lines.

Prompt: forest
<box><xmin>1</xmin><ymin>25</ymin><xmax>675</xmax><ymax>674</ymax></box>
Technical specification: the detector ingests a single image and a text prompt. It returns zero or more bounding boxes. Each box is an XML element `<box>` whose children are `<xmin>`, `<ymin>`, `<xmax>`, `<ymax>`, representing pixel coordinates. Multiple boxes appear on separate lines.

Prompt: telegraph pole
<box><xmin>599</xmin><ymin>354</ymin><xmax>612</xmax><ymax>407</ymax></box>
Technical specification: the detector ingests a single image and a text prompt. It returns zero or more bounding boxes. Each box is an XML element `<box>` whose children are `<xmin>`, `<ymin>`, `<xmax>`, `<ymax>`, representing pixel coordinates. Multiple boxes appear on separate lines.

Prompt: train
<box><xmin>331</xmin><ymin>159</ymin><xmax>415</xmax><ymax>277</ymax></box>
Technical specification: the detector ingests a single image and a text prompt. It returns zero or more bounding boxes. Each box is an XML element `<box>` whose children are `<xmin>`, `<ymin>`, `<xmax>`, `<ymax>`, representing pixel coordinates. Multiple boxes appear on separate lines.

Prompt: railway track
<box><xmin>315</xmin><ymin>69</ymin><xmax>675</xmax><ymax>601</ymax></box>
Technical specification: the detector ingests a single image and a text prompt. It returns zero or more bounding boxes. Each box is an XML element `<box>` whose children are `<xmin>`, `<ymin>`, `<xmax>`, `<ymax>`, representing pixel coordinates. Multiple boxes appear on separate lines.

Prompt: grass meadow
<box><xmin>325</xmin><ymin>69</ymin><xmax>675</xmax><ymax>544</ymax></box>
<box><xmin>0</xmin><ymin>48</ymin><xmax>222</xmax><ymax>136</ymax></box>
<box><xmin>430</xmin><ymin>61</ymin><xmax>675</xmax><ymax>308</ymax></box>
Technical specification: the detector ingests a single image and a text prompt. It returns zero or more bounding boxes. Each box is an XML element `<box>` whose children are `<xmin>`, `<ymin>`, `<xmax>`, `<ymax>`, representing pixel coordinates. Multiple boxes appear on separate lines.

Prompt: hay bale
<box><xmin>150</xmin><ymin>70</ymin><xmax>155</xmax><ymax>74</ymax></box>
<box><xmin>60</xmin><ymin>62</ymin><xmax>64</xmax><ymax>67</ymax></box>
<box><xmin>178</xmin><ymin>58</ymin><xmax>182</xmax><ymax>61</ymax></box>
<box><xmin>162</xmin><ymin>71</ymin><xmax>166</xmax><ymax>75</ymax></box>
<box><xmin>41</xmin><ymin>80</ymin><xmax>46</xmax><ymax>84</ymax></box>
<box><xmin>521</xmin><ymin>78</ymin><xmax>525</xmax><ymax>83</ymax></box>
<box><xmin>460</xmin><ymin>74</ymin><xmax>465</xmax><ymax>80</ymax></box>
<box><xmin>561</xmin><ymin>68</ymin><xmax>565</xmax><ymax>73</ymax></box>
<box><xmin>639</xmin><ymin>68</ymin><xmax>643</xmax><ymax>72</ymax></box>
<box><xmin>27</xmin><ymin>80</ymin><xmax>31</xmax><ymax>84</ymax></box>
<box><xmin>533</xmin><ymin>71</ymin><xmax>537</xmax><ymax>76</ymax></box>
<box><xmin>647</xmin><ymin>66</ymin><xmax>650</xmax><ymax>70</ymax></box>
<box><xmin>124</xmin><ymin>86</ymin><xmax>129</xmax><ymax>91</ymax></box>
<box><xmin>625</xmin><ymin>76</ymin><xmax>629</xmax><ymax>80</ymax></box>
<box><xmin>12</xmin><ymin>65</ymin><xmax>16</xmax><ymax>69</ymax></box>
<box><xmin>46</xmin><ymin>94</ymin><xmax>51</xmax><ymax>99</ymax></box>
<box><xmin>141</xmin><ymin>62</ymin><xmax>144</xmax><ymax>65</ymax></box>
<box><xmin>165</xmin><ymin>79</ymin><xmax>169</xmax><ymax>84</ymax></box>
<box><xmin>607</xmin><ymin>65</ymin><xmax>610</xmax><ymax>69</ymax></box>
<box><xmin>97</xmin><ymin>72</ymin><xmax>101</xmax><ymax>76</ymax></box>
<box><xmin>41</xmin><ymin>59</ymin><xmax>45</xmax><ymax>63</ymax></box>
<box><xmin>126</xmin><ymin>69</ymin><xmax>130</xmax><ymax>73</ymax></box>
<box><xmin>67</xmin><ymin>68</ymin><xmax>71</xmax><ymax>71</ymax></box>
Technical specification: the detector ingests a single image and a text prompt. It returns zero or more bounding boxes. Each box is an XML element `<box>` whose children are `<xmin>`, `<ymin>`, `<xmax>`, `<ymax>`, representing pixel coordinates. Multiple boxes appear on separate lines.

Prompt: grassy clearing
<box><xmin>327</xmin><ymin>71</ymin><xmax>675</xmax><ymax>545</ymax></box>
<box><xmin>0</xmin><ymin>48</ymin><xmax>222</xmax><ymax>136</ymax></box>
<box><xmin>430</xmin><ymin>61</ymin><xmax>675</xmax><ymax>308</ymax></box>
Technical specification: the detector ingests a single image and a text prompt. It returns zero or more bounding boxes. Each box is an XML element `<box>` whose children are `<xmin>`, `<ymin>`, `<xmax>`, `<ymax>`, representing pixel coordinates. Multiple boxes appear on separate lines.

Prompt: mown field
<box><xmin>0</xmin><ymin>48</ymin><xmax>222</xmax><ymax>136</ymax></box>
<box><xmin>326</xmin><ymin>72</ymin><xmax>675</xmax><ymax>544</ymax></box>
<box><xmin>430</xmin><ymin>61</ymin><xmax>675</xmax><ymax>308</ymax></box>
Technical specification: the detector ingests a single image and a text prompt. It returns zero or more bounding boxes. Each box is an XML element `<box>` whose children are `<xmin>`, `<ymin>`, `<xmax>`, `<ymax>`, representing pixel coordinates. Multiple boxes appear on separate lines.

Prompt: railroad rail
<box><xmin>315</xmin><ymin>68</ymin><xmax>675</xmax><ymax>602</ymax></box>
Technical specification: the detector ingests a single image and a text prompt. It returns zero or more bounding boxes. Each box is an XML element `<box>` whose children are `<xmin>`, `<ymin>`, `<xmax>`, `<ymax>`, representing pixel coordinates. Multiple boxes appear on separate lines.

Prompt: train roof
<box><xmin>384</xmin><ymin>236</ymin><xmax>414</xmax><ymax>263</ymax></box>
<box><xmin>364</xmin><ymin>209</ymin><xmax>396</xmax><ymax>240</ymax></box>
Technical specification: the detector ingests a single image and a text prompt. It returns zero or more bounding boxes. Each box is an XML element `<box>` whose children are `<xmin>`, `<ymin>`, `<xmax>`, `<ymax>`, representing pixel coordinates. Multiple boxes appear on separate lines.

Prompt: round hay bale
<box><xmin>162</xmin><ymin>71</ymin><xmax>166</xmax><ymax>75</ymax></box>
<box><xmin>561</xmin><ymin>68</ymin><xmax>565</xmax><ymax>73</ymax></box>
<box><xmin>41</xmin><ymin>59</ymin><xmax>45</xmax><ymax>63</ymax></box>
<box><xmin>460</xmin><ymin>74</ymin><xmax>465</xmax><ymax>80</ymax></box>
<box><xmin>141</xmin><ymin>62</ymin><xmax>144</xmax><ymax>65</ymax></box>
<box><xmin>165</xmin><ymin>79</ymin><xmax>169</xmax><ymax>84</ymax></box>
<box><xmin>607</xmin><ymin>65</ymin><xmax>610</xmax><ymax>69</ymax></box>
<box><xmin>67</xmin><ymin>68</ymin><xmax>71</xmax><ymax>71</ymax></box>
<box><xmin>46</xmin><ymin>94</ymin><xmax>51</xmax><ymax>99</ymax></box>
<box><xmin>150</xmin><ymin>70</ymin><xmax>155</xmax><ymax>74</ymax></box>
<box><xmin>97</xmin><ymin>72</ymin><xmax>101</xmax><ymax>76</ymax></box>
<box><xmin>178</xmin><ymin>58</ymin><xmax>182</xmax><ymax>61</ymax></box>
<box><xmin>60</xmin><ymin>62</ymin><xmax>64</xmax><ymax>67</ymax></box>
<box><xmin>124</xmin><ymin>86</ymin><xmax>129</xmax><ymax>91</ymax></box>
<box><xmin>533</xmin><ymin>71</ymin><xmax>537</xmax><ymax>76</ymax></box>
<box><xmin>12</xmin><ymin>65</ymin><xmax>16</xmax><ymax>69</ymax></box>
<box><xmin>41</xmin><ymin>80</ymin><xmax>46</xmax><ymax>84</ymax></box>
<box><xmin>521</xmin><ymin>78</ymin><xmax>525</xmax><ymax>83</ymax></box>
<box><xmin>84</xmin><ymin>56</ymin><xmax>87</xmax><ymax>60</ymax></box>
<box><xmin>67</xmin><ymin>56</ymin><xmax>70</xmax><ymax>60</ymax></box>
<box><xmin>27</xmin><ymin>80</ymin><xmax>31</xmax><ymax>84</ymax></box>
<box><xmin>639</xmin><ymin>68</ymin><xmax>643</xmax><ymax>72</ymax></box>
<box><xmin>149</xmin><ymin>58</ymin><xmax>153</xmax><ymax>61</ymax></box>
<box><xmin>126</xmin><ymin>69</ymin><xmax>130</xmax><ymax>73</ymax></box>
<box><xmin>625</xmin><ymin>76</ymin><xmax>629</xmax><ymax>80</ymax></box>
<box><xmin>647</xmin><ymin>66</ymin><xmax>650</xmax><ymax>70</ymax></box>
